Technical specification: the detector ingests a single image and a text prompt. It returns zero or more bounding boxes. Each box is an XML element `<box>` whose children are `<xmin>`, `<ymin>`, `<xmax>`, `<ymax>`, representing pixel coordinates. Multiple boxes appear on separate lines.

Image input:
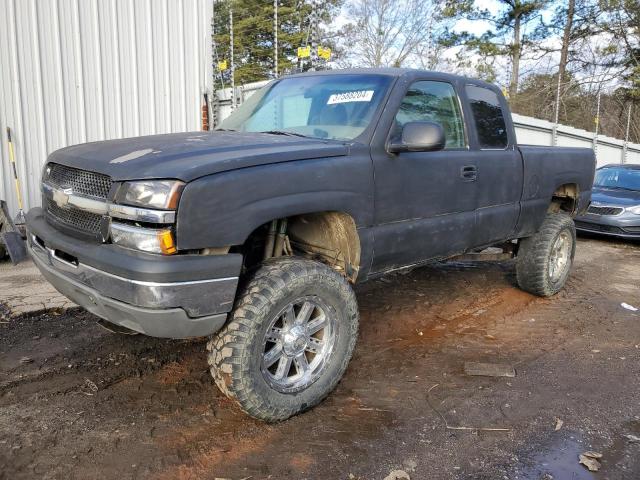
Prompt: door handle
<box><xmin>460</xmin><ymin>165</ymin><xmax>477</xmax><ymax>181</ymax></box>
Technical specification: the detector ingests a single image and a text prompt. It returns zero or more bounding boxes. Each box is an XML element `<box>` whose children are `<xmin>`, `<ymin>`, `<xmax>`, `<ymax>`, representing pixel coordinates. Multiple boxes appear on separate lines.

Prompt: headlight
<box><xmin>628</xmin><ymin>205</ymin><xmax>640</xmax><ymax>215</ymax></box>
<box><xmin>116</xmin><ymin>180</ymin><xmax>184</xmax><ymax>209</ymax></box>
<box><xmin>110</xmin><ymin>222</ymin><xmax>177</xmax><ymax>255</ymax></box>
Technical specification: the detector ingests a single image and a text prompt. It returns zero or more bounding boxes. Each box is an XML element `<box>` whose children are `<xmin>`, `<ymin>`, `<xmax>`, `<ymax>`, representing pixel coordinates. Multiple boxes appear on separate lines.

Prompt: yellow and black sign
<box><xmin>297</xmin><ymin>46</ymin><xmax>311</xmax><ymax>58</ymax></box>
<box><xmin>218</xmin><ymin>60</ymin><xmax>228</xmax><ymax>71</ymax></box>
<box><xmin>318</xmin><ymin>46</ymin><xmax>331</xmax><ymax>60</ymax></box>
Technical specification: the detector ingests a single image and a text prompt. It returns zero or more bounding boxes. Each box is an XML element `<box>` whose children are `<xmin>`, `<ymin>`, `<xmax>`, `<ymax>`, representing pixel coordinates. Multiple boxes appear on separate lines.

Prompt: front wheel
<box><xmin>207</xmin><ymin>257</ymin><xmax>359</xmax><ymax>422</ymax></box>
<box><xmin>516</xmin><ymin>212</ymin><xmax>577</xmax><ymax>297</ymax></box>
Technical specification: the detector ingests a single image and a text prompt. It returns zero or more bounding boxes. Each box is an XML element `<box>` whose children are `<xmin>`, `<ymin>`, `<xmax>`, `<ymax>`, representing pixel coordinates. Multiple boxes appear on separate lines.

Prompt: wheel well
<box><xmin>549</xmin><ymin>183</ymin><xmax>579</xmax><ymax>215</ymax></box>
<box><xmin>234</xmin><ymin>212</ymin><xmax>361</xmax><ymax>282</ymax></box>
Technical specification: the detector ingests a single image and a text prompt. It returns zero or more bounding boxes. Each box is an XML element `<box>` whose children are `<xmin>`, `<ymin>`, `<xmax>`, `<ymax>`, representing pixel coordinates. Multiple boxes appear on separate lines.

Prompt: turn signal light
<box><xmin>158</xmin><ymin>230</ymin><xmax>177</xmax><ymax>255</ymax></box>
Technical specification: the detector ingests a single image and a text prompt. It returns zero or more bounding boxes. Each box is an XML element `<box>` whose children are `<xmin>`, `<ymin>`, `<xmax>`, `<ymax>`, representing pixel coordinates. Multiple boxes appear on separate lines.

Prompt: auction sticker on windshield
<box><xmin>327</xmin><ymin>90</ymin><xmax>375</xmax><ymax>104</ymax></box>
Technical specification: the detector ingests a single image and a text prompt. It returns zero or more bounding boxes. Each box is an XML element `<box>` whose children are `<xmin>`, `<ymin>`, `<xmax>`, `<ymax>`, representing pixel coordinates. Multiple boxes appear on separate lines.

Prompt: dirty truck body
<box><xmin>27</xmin><ymin>69</ymin><xmax>596</xmax><ymax>421</ymax></box>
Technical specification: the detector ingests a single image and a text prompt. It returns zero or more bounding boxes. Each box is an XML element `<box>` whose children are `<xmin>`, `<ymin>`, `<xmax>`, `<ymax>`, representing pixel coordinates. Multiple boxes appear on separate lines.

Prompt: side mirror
<box><xmin>388</xmin><ymin>121</ymin><xmax>446</xmax><ymax>153</ymax></box>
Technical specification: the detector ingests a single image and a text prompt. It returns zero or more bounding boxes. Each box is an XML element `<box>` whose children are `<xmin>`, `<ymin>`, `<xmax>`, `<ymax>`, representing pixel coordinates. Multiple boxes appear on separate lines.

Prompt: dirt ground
<box><xmin>1</xmin><ymin>235</ymin><xmax>639</xmax><ymax>480</ymax></box>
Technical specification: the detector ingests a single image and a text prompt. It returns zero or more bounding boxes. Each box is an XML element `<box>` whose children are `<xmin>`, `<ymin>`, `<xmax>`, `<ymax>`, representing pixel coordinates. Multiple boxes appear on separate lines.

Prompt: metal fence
<box><xmin>0</xmin><ymin>0</ymin><xmax>213</xmax><ymax>218</ymax></box>
<box><xmin>512</xmin><ymin>114</ymin><xmax>640</xmax><ymax>168</ymax></box>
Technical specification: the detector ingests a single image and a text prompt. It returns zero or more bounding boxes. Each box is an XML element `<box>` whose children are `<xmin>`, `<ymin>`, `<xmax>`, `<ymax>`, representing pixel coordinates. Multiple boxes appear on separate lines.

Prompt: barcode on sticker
<box><xmin>327</xmin><ymin>90</ymin><xmax>374</xmax><ymax>104</ymax></box>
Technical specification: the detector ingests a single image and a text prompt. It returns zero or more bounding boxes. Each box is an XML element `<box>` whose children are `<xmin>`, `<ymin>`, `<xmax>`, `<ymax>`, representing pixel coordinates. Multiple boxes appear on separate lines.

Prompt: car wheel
<box><xmin>207</xmin><ymin>257</ymin><xmax>359</xmax><ymax>422</ymax></box>
<box><xmin>516</xmin><ymin>212</ymin><xmax>576</xmax><ymax>297</ymax></box>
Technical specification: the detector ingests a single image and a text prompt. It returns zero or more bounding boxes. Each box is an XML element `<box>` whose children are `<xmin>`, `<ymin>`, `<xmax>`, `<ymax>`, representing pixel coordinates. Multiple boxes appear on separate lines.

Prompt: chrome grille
<box><xmin>587</xmin><ymin>205</ymin><xmax>624</xmax><ymax>216</ymax></box>
<box><xmin>47</xmin><ymin>163</ymin><xmax>112</xmax><ymax>199</ymax></box>
<box><xmin>45</xmin><ymin>199</ymin><xmax>103</xmax><ymax>236</ymax></box>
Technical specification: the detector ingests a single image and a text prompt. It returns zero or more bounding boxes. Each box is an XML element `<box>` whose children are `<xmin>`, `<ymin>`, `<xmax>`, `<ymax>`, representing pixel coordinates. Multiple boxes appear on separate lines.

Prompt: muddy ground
<box><xmin>1</xmin><ymin>236</ymin><xmax>639</xmax><ymax>480</ymax></box>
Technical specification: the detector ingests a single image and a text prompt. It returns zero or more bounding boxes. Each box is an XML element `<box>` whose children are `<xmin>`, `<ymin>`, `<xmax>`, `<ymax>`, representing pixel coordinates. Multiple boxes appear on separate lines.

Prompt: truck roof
<box><xmin>287</xmin><ymin>67</ymin><xmax>500</xmax><ymax>91</ymax></box>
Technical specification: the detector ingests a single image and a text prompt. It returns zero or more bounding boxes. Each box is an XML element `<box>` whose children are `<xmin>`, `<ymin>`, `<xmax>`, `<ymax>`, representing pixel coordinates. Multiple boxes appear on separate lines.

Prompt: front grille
<box><xmin>575</xmin><ymin>221</ymin><xmax>624</xmax><ymax>234</ymax></box>
<box><xmin>587</xmin><ymin>205</ymin><xmax>624</xmax><ymax>216</ymax></box>
<box><xmin>44</xmin><ymin>164</ymin><xmax>111</xmax><ymax>239</ymax></box>
<box><xmin>47</xmin><ymin>163</ymin><xmax>112</xmax><ymax>199</ymax></box>
<box><xmin>46</xmin><ymin>199</ymin><xmax>103</xmax><ymax>236</ymax></box>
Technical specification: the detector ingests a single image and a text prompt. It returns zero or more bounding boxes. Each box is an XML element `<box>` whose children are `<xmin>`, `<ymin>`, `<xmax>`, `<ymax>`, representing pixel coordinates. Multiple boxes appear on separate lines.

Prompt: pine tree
<box><xmin>213</xmin><ymin>0</ymin><xmax>343</xmax><ymax>86</ymax></box>
<box><xmin>600</xmin><ymin>0</ymin><xmax>640</xmax><ymax>98</ymax></box>
<box><xmin>440</xmin><ymin>0</ymin><xmax>550</xmax><ymax>97</ymax></box>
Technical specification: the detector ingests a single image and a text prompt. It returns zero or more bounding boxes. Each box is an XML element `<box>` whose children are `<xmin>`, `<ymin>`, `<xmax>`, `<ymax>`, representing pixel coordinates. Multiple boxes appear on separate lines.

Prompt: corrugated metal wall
<box><xmin>512</xmin><ymin>114</ymin><xmax>640</xmax><ymax>168</ymax></box>
<box><xmin>0</xmin><ymin>0</ymin><xmax>213</xmax><ymax>218</ymax></box>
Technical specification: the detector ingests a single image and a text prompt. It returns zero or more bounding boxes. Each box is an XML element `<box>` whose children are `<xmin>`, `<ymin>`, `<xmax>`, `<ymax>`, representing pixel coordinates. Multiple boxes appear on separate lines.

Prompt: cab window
<box><xmin>394</xmin><ymin>81</ymin><xmax>466</xmax><ymax>149</ymax></box>
<box><xmin>465</xmin><ymin>85</ymin><xmax>508</xmax><ymax>149</ymax></box>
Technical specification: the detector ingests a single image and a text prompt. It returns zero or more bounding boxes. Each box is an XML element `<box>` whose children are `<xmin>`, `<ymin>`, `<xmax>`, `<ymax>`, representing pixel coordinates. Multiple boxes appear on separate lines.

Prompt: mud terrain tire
<box><xmin>516</xmin><ymin>212</ymin><xmax>576</xmax><ymax>297</ymax></box>
<box><xmin>207</xmin><ymin>257</ymin><xmax>359</xmax><ymax>422</ymax></box>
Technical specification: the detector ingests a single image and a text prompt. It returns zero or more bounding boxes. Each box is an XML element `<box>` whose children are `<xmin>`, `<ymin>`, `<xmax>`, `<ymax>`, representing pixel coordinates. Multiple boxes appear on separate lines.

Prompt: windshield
<box><xmin>219</xmin><ymin>74</ymin><xmax>393</xmax><ymax>141</ymax></box>
<box><xmin>594</xmin><ymin>167</ymin><xmax>640</xmax><ymax>192</ymax></box>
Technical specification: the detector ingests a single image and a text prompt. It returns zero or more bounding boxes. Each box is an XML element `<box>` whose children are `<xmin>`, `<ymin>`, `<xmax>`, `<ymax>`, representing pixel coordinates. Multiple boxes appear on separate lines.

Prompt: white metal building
<box><xmin>0</xmin><ymin>0</ymin><xmax>213</xmax><ymax>218</ymax></box>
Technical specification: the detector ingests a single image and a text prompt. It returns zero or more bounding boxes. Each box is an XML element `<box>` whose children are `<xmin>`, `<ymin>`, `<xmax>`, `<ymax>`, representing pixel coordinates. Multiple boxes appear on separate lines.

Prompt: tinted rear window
<box><xmin>466</xmin><ymin>85</ymin><xmax>508</xmax><ymax>149</ymax></box>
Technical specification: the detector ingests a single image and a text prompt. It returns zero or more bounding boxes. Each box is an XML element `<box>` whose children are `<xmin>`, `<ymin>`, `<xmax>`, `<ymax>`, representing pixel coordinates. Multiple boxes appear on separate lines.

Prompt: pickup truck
<box><xmin>26</xmin><ymin>68</ymin><xmax>596</xmax><ymax>421</ymax></box>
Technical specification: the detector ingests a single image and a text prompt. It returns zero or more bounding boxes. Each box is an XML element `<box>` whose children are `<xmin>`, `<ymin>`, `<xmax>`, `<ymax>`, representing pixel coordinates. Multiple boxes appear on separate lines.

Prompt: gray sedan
<box><xmin>575</xmin><ymin>164</ymin><xmax>640</xmax><ymax>239</ymax></box>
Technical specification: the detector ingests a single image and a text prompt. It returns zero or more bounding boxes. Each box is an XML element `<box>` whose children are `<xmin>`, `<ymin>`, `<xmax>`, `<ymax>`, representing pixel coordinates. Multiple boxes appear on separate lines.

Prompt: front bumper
<box><xmin>26</xmin><ymin>208</ymin><xmax>243</xmax><ymax>338</ymax></box>
<box><xmin>575</xmin><ymin>211</ymin><xmax>640</xmax><ymax>239</ymax></box>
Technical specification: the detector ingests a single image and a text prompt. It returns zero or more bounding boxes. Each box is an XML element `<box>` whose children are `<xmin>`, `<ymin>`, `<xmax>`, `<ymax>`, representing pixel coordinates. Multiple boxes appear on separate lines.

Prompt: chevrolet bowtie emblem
<box><xmin>52</xmin><ymin>187</ymin><xmax>73</xmax><ymax>208</ymax></box>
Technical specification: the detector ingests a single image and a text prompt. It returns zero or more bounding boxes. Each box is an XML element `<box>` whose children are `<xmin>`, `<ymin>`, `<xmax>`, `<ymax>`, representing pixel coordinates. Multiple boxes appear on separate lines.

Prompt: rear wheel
<box><xmin>516</xmin><ymin>212</ymin><xmax>576</xmax><ymax>297</ymax></box>
<box><xmin>207</xmin><ymin>257</ymin><xmax>358</xmax><ymax>422</ymax></box>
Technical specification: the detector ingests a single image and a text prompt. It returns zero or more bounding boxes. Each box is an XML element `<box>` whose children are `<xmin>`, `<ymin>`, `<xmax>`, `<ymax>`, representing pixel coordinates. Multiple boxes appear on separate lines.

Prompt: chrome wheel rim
<box><xmin>548</xmin><ymin>231</ymin><xmax>572</xmax><ymax>282</ymax></box>
<box><xmin>261</xmin><ymin>296</ymin><xmax>336</xmax><ymax>394</ymax></box>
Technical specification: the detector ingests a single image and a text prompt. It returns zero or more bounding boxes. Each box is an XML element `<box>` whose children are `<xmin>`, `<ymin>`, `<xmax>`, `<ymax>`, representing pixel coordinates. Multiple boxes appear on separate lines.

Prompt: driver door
<box><xmin>370</xmin><ymin>79</ymin><xmax>478</xmax><ymax>273</ymax></box>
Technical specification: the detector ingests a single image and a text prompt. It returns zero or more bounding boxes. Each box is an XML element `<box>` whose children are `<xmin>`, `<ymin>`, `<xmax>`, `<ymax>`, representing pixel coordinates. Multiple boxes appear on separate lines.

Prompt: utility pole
<box><xmin>211</xmin><ymin>1</ymin><xmax>224</xmax><ymax>128</ymax></box>
<box><xmin>623</xmin><ymin>103</ymin><xmax>632</xmax><ymax>164</ymax></box>
<box><xmin>310</xmin><ymin>0</ymin><xmax>319</xmax><ymax>70</ymax></box>
<box><xmin>552</xmin><ymin>74</ymin><xmax>562</xmax><ymax>146</ymax></box>
<box><xmin>230</xmin><ymin>8</ymin><xmax>235</xmax><ymax>109</ymax></box>
<box><xmin>211</xmin><ymin>2</ymin><xmax>225</xmax><ymax>90</ymax></box>
<box><xmin>508</xmin><ymin>12</ymin><xmax>522</xmax><ymax>99</ymax></box>
<box><xmin>593</xmin><ymin>87</ymin><xmax>602</xmax><ymax>159</ymax></box>
<box><xmin>274</xmin><ymin>0</ymin><xmax>278</xmax><ymax>78</ymax></box>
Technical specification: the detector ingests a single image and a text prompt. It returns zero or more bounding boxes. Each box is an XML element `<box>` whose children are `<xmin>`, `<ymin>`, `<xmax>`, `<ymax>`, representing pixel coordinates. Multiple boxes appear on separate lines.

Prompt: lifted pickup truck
<box><xmin>27</xmin><ymin>69</ymin><xmax>595</xmax><ymax>421</ymax></box>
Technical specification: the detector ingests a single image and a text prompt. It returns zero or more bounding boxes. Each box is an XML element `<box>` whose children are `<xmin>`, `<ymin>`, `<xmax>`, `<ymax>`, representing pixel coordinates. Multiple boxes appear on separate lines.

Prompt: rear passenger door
<box><xmin>370</xmin><ymin>79</ymin><xmax>477</xmax><ymax>273</ymax></box>
<box><xmin>465</xmin><ymin>84</ymin><xmax>523</xmax><ymax>246</ymax></box>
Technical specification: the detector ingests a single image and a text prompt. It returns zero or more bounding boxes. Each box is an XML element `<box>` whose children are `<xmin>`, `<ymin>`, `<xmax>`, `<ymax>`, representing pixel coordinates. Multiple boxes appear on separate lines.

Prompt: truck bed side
<box><xmin>514</xmin><ymin>145</ymin><xmax>596</xmax><ymax>237</ymax></box>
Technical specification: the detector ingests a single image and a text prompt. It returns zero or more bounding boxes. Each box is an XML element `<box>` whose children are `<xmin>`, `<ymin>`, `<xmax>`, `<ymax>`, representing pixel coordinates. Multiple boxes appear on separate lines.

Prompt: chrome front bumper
<box><xmin>27</xmin><ymin>234</ymin><xmax>238</xmax><ymax>338</ymax></box>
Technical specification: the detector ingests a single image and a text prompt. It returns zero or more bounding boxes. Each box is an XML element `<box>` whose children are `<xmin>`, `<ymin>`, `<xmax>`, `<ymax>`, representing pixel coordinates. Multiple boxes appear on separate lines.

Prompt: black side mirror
<box><xmin>388</xmin><ymin>121</ymin><xmax>446</xmax><ymax>153</ymax></box>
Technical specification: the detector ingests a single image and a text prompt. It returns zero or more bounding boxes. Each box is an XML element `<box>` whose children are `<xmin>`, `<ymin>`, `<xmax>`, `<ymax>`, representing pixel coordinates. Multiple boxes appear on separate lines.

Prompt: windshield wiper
<box><xmin>260</xmin><ymin>130</ymin><xmax>310</xmax><ymax>138</ymax></box>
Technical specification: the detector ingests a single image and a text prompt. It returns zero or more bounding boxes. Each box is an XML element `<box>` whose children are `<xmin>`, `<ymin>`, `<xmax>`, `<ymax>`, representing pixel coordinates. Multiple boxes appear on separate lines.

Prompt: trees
<box><xmin>440</xmin><ymin>0</ymin><xmax>549</xmax><ymax>97</ymax></box>
<box><xmin>210</xmin><ymin>0</ymin><xmax>640</xmax><ymax>143</ymax></box>
<box><xmin>213</xmin><ymin>0</ymin><xmax>342</xmax><ymax>86</ymax></box>
<box><xmin>340</xmin><ymin>0</ymin><xmax>441</xmax><ymax>68</ymax></box>
<box><xmin>599</xmin><ymin>0</ymin><xmax>640</xmax><ymax>97</ymax></box>
<box><xmin>511</xmin><ymin>72</ymin><xmax>640</xmax><ymax>143</ymax></box>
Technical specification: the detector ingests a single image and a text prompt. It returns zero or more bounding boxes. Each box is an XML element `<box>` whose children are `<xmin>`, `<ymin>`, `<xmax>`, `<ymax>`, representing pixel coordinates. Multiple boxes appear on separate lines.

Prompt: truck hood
<box><xmin>591</xmin><ymin>186</ymin><xmax>640</xmax><ymax>207</ymax></box>
<box><xmin>47</xmin><ymin>131</ymin><xmax>349</xmax><ymax>182</ymax></box>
